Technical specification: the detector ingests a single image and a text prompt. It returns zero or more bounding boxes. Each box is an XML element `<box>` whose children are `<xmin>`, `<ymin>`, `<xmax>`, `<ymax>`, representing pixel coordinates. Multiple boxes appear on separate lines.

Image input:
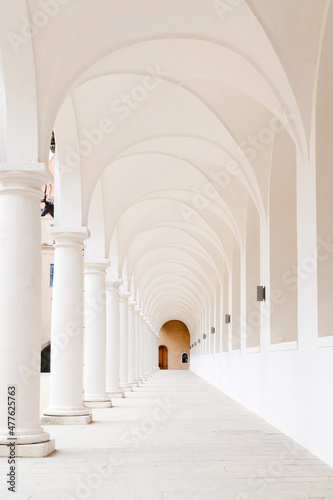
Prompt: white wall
<box><xmin>191</xmin><ymin>345</ymin><xmax>333</xmax><ymax>468</ymax></box>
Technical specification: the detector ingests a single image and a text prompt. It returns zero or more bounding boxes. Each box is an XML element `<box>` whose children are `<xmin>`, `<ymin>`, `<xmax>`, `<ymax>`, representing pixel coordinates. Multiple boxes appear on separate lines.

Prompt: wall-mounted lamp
<box><xmin>225</xmin><ymin>314</ymin><xmax>231</xmax><ymax>324</ymax></box>
<box><xmin>203</xmin><ymin>334</ymin><xmax>206</xmax><ymax>339</ymax></box>
<box><xmin>194</xmin><ymin>342</ymin><xmax>197</xmax><ymax>346</ymax></box>
<box><xmin>257</xmin><ymin>285</ymin><xmax>266</xmax><ymax>302</ymax></box>
<box><xmin>211</xmin><ymin>327</ymin><xmax>215</xmax><ymax>334</ymax></box>
<box><xmin>198</xmin><ymin>339</ymin><xmax>201</xmax><ymax>343</ymax></box>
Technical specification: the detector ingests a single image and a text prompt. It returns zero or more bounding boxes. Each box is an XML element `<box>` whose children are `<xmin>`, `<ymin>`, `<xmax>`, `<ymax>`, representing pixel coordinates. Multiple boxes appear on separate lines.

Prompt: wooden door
<box><xmin>159</xmin><ymin>346</ymin><xmax>168</xmax><ymax>369</ymax></box>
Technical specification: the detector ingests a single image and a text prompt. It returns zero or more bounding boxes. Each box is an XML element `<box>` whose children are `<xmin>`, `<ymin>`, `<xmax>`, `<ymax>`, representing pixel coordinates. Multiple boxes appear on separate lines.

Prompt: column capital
<box><xmin>128</xmin><ymin>300</ymin><xmax>137</xmax><ymax>309</ymax></box>
<box><xmin>119</xmin><ymin>290</ymin><xmax>131</xmax><ymax>302</ymax></box>
<box><xmin>84</xmin><ymin>261</ymin><xmax>110</xmax><ymax>275</ymax></box>
<box><xmin>139</xmin><ymin>311</ymin><xmax>145</xmax><ymax>318</ymax></box>
<box><xmin>0</xmin><ymin>165</ymin><xmax>50</xmax><ymax>196</ymax></box>
<box><xmin>49</xmin><ymin>226</ymin><xmax>90</xmax><ymax>247</ymax></box>
<box><xmin>134</xmin><ymin>305</ymin><xmax>142</xmax><ymax>314</ymax></box>
<box><xmin>0</xmin><ymin>161</ymin><xmax>46</xmax><ymax>172</ymax></box>
<box><xmin>106</xmin><ymin>278</ymin><xmax>122</xmax><ymax>291</ymax></box>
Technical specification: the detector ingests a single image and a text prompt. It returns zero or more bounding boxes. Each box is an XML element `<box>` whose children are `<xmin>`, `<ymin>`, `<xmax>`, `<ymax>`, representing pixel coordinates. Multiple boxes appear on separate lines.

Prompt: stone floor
<box><xmin>1</xmin><ymin>370</ymin><xmax>333</xmax><ymax>500</ymax></box>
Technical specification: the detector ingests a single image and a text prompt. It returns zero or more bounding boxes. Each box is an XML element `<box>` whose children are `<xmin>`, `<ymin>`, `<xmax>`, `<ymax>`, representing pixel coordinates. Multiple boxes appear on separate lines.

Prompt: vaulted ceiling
<box><xmin>0</xmin><ymin>0</ymin><xmax>331</xmax><ymax>331</ymax></box>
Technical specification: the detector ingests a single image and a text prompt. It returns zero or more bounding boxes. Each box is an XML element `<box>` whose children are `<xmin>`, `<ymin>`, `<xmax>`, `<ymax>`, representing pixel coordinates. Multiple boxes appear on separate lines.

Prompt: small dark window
<box><xmin>41</xmin><ymin>344</ymin><xmax>51</xmax><ymax>373</ymax></box>
<box><xmin>181</xmin><ymin>352</ymin><xmax>188</xmax><ymax>364</ymax></box>
<box><xmin>50</xmin><ymin>264</ymin><xmax>54</xmax><ymax>286</ymax></box>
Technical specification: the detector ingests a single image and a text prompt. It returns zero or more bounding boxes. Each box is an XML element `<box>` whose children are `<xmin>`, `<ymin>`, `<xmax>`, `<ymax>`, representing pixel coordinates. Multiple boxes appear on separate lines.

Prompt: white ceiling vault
<box><xmin>0</xmin><ymin>0</ymin><xmax>331</xmax><ymax>333</ymax></box>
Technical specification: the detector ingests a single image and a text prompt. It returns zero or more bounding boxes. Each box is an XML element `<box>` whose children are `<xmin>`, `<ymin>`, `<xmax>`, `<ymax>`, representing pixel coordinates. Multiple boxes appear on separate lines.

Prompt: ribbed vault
<box><xmin>0</xmin><ymin>0</ymin><xmax>329</xmax><ymax>342</ymax></box>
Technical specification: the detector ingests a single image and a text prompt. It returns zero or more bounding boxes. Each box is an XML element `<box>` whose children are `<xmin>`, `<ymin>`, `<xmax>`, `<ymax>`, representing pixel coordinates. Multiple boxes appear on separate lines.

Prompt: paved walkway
<box><xmin>1</xmin><ymin>370</ymin><xmax>333</xmax><ymax>499</ymax></box>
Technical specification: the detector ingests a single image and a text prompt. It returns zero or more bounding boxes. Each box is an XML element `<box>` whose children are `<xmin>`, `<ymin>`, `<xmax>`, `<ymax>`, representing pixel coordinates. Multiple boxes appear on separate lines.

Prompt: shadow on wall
<box><xmin>159</xmin><ymin>320</ymin><xmax>190</xmax><ymax>370</ymax></box>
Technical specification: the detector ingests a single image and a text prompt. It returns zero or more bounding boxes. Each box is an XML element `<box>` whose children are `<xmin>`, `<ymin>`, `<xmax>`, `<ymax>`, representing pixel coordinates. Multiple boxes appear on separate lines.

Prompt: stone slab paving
<box><xmin>1</xmin><ymin>370</ymin><xmax>333</xmax><ymax>499</ymax></box>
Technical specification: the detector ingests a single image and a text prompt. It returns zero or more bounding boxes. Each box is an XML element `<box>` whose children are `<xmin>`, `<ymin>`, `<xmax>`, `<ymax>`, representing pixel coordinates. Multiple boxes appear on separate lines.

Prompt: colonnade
<box><xmin>42</xmin><ymin>241</ymin><xmax>160</xmax><ymax>423</ymax></box>
<box><xmin>0</xmin><ymin>196</ymin><xmax>159</xmax><ymax>456</ymax></box>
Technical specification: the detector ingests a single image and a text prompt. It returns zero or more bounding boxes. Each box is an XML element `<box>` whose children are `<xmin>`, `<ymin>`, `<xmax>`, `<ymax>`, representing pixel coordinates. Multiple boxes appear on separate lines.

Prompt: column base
<box><xmin>41</xmin><ymin>406</ymin><xmax>92</xmax><ymax>424</ymax></box>
<box><xmin>41</xmin><ymin>414</ymin><xmax>92</xmax><ymax>425</ymax></box>
<box><xmin>107</xmin><ymin>389</ymin><xmax>124</xmax><ymax>398</ymax></box>
<box><xmin>0</xmin><ymin>440</ymin><xmax>55</xmax><ymax>458</ymax></box>
<box><xmin>121</xmin><ymin>386</ymin><xmax>132</xmax><ymax>396</ymax></box>
<box><xmin>133</xmin><ymin>380</ymin><xmax>142</xmax><ymax>387</ymax></box>
<box><xmin>120</xmin><ymin>384</ymin><xmax>132</xmax><ymax>391</ymax></box>
<box><xmin>42</xmin><ymin>406</ymin><xmax>91</xmax><ymax>415</ymax></box>
<box><xmin>130</xmin><ymin>382</ymin><xmax>139</xmax><ymax>389</ymax></box>
<box><xmin>84</xmin><ymin>399</ymin><xmax>112</xmax><ymax>409</ymax></box>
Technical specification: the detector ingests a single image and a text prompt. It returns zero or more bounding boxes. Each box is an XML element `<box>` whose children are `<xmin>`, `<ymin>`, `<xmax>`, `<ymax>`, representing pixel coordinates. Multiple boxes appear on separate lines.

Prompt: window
<box><xmin>50</xmin><ymin>264</ymin><xmax>54</xmax><ymax>286</ymax></box>
<box><xmin>181</xmin><ymin>352</ymin><xmax>188</xmax><ymax>364</ymax></box>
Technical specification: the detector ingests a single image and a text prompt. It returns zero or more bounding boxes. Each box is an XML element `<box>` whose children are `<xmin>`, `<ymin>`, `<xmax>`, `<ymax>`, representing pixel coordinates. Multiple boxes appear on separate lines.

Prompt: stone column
<box><xmin>147</xmin><ymin>324</ymin><xmax>152</xmax><ymax>377</ymax></box>
<box><xmin>151</xmin><ymin>330</ymin><xmax>156</xmax><ymax>374</ymax></box>
<box><xmin>42</xmin><ymin>227</ymin><xmax>92</xmax><ymax>425</ymax></box>
<box><xmin>155</xmin><ymin>334</ymin><xmax>159</xmax><ymax>372</ymax></box>
<box><xmin>105</xmin><ymin>279</ymin><xmax>123</xmax><ymax>398</ymax></box>
<box><xmin>134</xmin><ymin>306</ymin><xmax>141</xmax><ymax>384</ymax></box>
<box><xmin>150</xmin><ymin>327</ymin><xmax>155</xmax><ymax>375</ymax></box>
<box><xmin>83</xmin><ymin>263</ymin><xmax>111</xmax><ymax>408</ymax></box>
<box><xmin>0</xmin><ymin>169</ymin><xmax>55</xmax><ymax>456</ymax></box>
<box><xmin>147</xmin><ymin>321</ymin><xmax>152</xmax><ymax>378</ymax></box>
<box><xmin>139</xmin><ymin>312</ymin><xmax>146</xmax><ymax>382</ymax></box>
<box><xmin>128</xmin><ymin>300</ymin><xmax>137</xmax><ymax>388</ymax></box>
<box><xmin>119</xmin><ymin>291</ymin><xmax>131</xmax><ymax>391</ymax></box>
<box><xmin>143</xmin><ymin>317</ymin><xmax>149</xmax><ymax>379</ymax></box>
<box><xmin>152</xmin><ymin>328</ymin><xmax>156</xmax><ymax>374</ymax></box>
<box><xmin>151</xmin><ymin>333</ymin><xmax>155</xmax><ymax>374</ymax></box>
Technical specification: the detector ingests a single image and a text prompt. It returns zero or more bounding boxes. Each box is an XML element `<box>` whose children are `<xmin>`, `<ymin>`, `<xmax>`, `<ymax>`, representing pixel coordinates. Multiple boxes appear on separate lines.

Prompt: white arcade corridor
<box><xmin>1</xmin><ymin>1</ymin><xmax>333</xmax><ymax>498</ymax></box>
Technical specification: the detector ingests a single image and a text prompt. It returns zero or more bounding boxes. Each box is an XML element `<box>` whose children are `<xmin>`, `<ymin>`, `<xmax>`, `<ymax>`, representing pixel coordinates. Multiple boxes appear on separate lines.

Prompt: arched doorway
<box><xmin>41</xmin><ymin>344</ymin><xmax>51</xmax><ymax>373</ymax></box>
<box><xmin>159</xmin><ymin>346</ymin><xmax>168</xmax><ymax>370</ymax></box>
